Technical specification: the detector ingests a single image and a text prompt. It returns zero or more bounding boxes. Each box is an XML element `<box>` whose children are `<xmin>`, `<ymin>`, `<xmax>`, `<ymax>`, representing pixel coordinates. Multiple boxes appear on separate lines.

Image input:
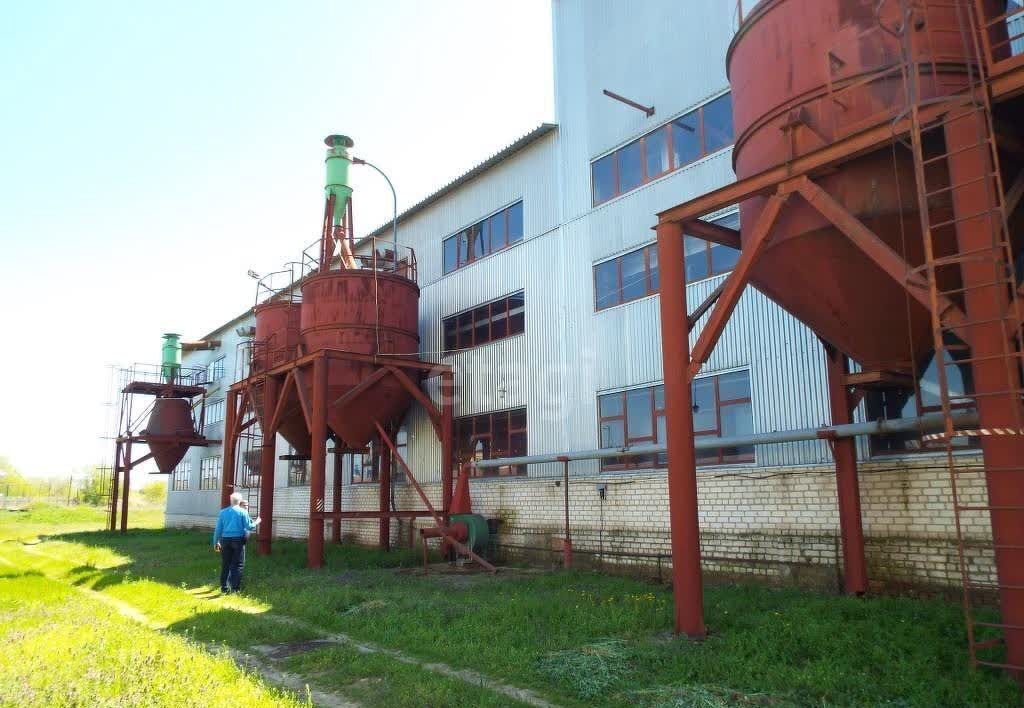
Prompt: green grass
<box><xmin>0</xmin><ymin>572</ymin><xmax>302</xmax><ymax>707</ymax></box>
<box><xmin>0</xmin><ymin>505</ymin><xmax>1020</xmax><ymax>707</ymax></box>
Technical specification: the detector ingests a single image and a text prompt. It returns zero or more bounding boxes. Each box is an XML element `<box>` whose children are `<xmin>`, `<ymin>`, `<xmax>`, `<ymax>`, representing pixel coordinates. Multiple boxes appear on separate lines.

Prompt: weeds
<box><xmin>536</xmin><ymin>639</ymin><xmax>630</xmax><ymax>699</ymax></box>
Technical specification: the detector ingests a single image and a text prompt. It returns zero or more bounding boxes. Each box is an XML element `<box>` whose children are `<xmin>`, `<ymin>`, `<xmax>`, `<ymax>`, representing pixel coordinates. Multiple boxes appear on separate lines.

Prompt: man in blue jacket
<box><xmin>213</xmin><ymin>493</ymin><xmax>260</xmax><ymax>593</ymax></box>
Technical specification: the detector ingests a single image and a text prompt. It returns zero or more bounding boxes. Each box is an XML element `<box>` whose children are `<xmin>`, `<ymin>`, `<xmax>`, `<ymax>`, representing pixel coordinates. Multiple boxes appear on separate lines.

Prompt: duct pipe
<box><xmin>324</xmin><ymin>135</ymin><xmax>354</xmax><ymax>226</ymax></box>
<box><xmin>161</xmin><ymin>333</ymin><xmax>181</xmax><ymax>383</ymax></box>
<box><xmin>352</xmin><ymin>157</ymin><xmax>398</xmax><ymax>268</ymax></box>
<box><xmin>470</xmin><ymin>411</ymin><xmax>979</xmax><ymax>470</ymax></box>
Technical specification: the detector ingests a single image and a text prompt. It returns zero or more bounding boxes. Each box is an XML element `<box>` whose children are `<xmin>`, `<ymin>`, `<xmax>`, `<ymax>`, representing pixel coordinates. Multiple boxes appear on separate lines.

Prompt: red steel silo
<box><xmin>253</xmin><ymin>300</ymin><xmax>309</xmax><ymax>455</ymax></box>
<box><xmin>728</xmin><ymin>0</ymin><xmax>1003</xmax><ymax>371</ymax></box>
<box><xmin>299</xmin><ymin>268</ymin><xmax>420</xmax><ymax>446</ymax></box>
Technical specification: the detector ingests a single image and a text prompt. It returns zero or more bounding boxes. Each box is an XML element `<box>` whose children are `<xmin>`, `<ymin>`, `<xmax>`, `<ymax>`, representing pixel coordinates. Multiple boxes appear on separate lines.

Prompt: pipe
<box><xmin>470</xmin><ymin>411</ymin><xmax>980</xmax><ymax>470</ymax></box>
<box><xmin>352</xmin><ymin>157</ymin><xmax>398</xmax><ymax>268</ymax></box>
<box><xmin>161</xmin><ymin>333</ymin><xmax>181</xmax><ymax>383</ymax></box>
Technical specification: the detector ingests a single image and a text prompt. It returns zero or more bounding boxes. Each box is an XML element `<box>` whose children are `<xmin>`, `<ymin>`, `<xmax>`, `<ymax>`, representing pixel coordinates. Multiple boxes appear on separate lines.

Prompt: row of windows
<box><xmin>592</xmin><ymin>93</ymin><xmax>734</xmax><ymax>206</ymax></box>
<box><xmin>593</xmin><ymin>215</ymin><xmax>740</xmax><ymax>310</ymax></box>
<box><xmin>455</xmin><ymin>408</ymin><xmax>528</xmax><ymax>477</ymax></box>
<box><xmin>205</xmin><ymin>399</ymin><xmax>225</xmax><ymax>427</ymax></box>
<box><xmin>443</xmin><ymin>291</ymin><xmax>525</xmax><ymax>352</ymax></box>
<box><xmin>442</xmin><ymin>201</ymin><xmax>524</xmax><ymax>274</ymax></box>
<box><xmin>200</xmin><ymin>456</ymin><xmax>222</xmax><ymax>490</ymax></box>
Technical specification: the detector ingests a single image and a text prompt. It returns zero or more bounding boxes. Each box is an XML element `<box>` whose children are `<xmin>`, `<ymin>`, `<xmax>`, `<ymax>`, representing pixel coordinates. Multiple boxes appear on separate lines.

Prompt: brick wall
<box><xmin>167</xmin><ymin>453</ymin><xmax>991</xmax><ymax>594</ymax></box>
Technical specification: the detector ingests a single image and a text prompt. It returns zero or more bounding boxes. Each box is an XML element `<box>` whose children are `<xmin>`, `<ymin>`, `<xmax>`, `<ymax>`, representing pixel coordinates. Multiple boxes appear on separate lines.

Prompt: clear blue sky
<box><xmin>0</xmin><ymin>1</ymin><xmax>553</xmax><ymax>479</ymax></box>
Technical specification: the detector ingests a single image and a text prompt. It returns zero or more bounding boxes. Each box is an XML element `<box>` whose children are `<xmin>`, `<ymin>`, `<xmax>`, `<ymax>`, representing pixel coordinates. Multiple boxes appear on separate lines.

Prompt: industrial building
<box><xmin>156</xmin><ymin>0</ymin><xmax>1024</xmax><ymax>665</ymax></box>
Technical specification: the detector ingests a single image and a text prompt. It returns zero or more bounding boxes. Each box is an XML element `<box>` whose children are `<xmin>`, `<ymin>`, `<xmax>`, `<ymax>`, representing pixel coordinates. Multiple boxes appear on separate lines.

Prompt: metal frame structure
<box><xmin>107</xmin><ymin>365</ymin><xmax>217</xmax><ymax>532</ymax></box>
<box><xmin>659</xmin><ymin>0</ymin><xmax>1024</xmax><ymax>672</ymax></box>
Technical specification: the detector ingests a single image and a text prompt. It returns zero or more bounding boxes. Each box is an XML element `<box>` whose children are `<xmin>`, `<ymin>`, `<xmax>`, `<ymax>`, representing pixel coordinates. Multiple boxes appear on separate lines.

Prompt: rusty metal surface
<box><xmin>725</xmin><ymin>0</ymin><xmax>1003</xmax><ymax>371</ymax></box>
<box><xmin>299</xmin><ymin>270</ymin><xmax>420</xmax><ymax>447</ymax></box>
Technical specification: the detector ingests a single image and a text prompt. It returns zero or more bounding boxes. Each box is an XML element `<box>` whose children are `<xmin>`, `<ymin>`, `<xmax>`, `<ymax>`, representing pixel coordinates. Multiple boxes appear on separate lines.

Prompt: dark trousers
<box><xmin>219</xmin><ymin>537</ymin><xmax>246</xmax><ymax>591</ymax></box>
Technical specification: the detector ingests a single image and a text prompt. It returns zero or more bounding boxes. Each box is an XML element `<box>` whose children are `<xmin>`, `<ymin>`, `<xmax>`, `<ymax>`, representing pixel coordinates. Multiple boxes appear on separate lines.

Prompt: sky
<box><xmin>0</xmin><ymin>1</ymin><xmax>554</xmax><ymax>480</ymax></box>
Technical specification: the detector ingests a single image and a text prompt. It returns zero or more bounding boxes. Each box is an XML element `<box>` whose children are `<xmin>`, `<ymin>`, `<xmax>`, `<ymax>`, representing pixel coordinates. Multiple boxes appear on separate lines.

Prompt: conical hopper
<box><xmin>145</xmin><ymin>398</ymin><xmax>198</xmax><ymax>473</ymax></box>
<box><xmin>727</xmin><ymin>0</ymin><xmax>993</xmax><ymax>370</ymax></box>
<box><xmin>249</xmin><ymin>381</ymin><xmax>311</xmax><ymax>457</ymax></box>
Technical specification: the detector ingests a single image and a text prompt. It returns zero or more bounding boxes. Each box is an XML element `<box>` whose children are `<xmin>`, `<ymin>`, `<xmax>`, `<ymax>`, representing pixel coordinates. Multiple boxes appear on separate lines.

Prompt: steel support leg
<box><xmin>332</xmin><ymin>447</ymin><xmax>342</xmax><ymax>544</ymax></box>
<box><xmin>307</xmin><ymin>358</ymin><xmax>328</xmax><ymax>568</ymax></box>
<box><xmin>379</xmin><ymin>428</ymin><xmax>392</xmax><ymax>551</ymax></box>
<box><xmin>656</xmin><ymin>220</ymin><xmax>707</xmax><ymax>639</ymax></box>
<box><xmin>109</xmin><ymin>441</ymin><xmax>122</xmax><ymax>531</ymax></box>
<box><xmin>441</xmin><ymin>371</ymin><xmax>454</xmax><ymax>515</ymax></box>
<box><xmin>257</xmin><ymin>378</ymin><xmax>278</xmax><ymax>555</ymax></box>
<box><xmin>119</xmin><ymin>439</ymin><xmax>131</xmax><ymax>533</ymax></box>
<box><xmin>825</xmin><ymin>347</ymin><xmax>868</xmax><ymax>595</ymax></box>
<box><xmin>946</xmin><ymin>115</ymin><xmax>1024</xmax><ymax>669</ymax></box>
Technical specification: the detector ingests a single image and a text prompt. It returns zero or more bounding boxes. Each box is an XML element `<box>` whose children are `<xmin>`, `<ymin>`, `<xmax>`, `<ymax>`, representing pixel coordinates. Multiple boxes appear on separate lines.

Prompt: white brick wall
<box><xmin>168</xmin><ymin>454</ymin><xmax>991</xmax><ymax>593</ymax></box>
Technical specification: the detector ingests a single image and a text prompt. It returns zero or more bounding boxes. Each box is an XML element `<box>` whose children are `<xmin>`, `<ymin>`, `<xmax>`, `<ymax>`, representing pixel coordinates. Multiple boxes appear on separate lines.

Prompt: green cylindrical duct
<box><xmin>161</xmin><ymin>332</ymin><xmax>181</xmax><ymax>383</ymax></box>
<box><xmin>324</xmin><ymin>134</ymin><xmax>354</xmax><ymax>225</ymax></box>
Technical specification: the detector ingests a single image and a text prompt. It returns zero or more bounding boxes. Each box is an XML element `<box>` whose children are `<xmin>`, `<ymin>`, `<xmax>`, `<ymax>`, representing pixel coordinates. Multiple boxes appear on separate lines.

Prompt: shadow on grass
<box><xmin>0</xmin><ymin>569</ymin><xmax>45</xmax><ymax>581</ymax></box>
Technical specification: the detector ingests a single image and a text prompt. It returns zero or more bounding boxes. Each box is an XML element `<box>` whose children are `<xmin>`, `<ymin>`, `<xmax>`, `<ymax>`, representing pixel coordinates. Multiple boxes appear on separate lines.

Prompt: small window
<box><xmin>594</xmin><ymin>259</ymin><xmax>620</xmax><ymax>310</ymax></box>
<box><xmin>592</xmin><ymin>153</ymin><xmax>617</xmax><ymax>205</ymax></box>
<box><xmin>618</xmin><ymin>140</ymin><xmax>643</xmax><ymax>193</ymax></box>
<box><xmin>507</xmin><ymin>202</ymin><xmax>524</xmax><ymax>244</ymax></box>
<box><xmin>672</xmin><ymin>112</ymin><xmax>701</xmax><ymax>167</ymax></box>
<box><xmin>205</xmin><ymin>399</ymin><xmax>225</xmax><ymax>427</ymax></box>
<box><xmin>683</xmin><ymin>212</ymin><xmax>741</xmax><ymax>283</ymax></box>
<box><xmin>443</xmin><ymin>236</ymin><xmax>458</xmax><ymax>274</ymax></box>
<box><xmin>171</xmin><ymin>461</ymin><xmax>191</xmax><ymax>491</ymax></box>
<box><xmin>206</xmin><ymin>356</ymin><xmax>225</xmax><ymax>384</ymax></box>
<box><xmin>455</xmin><ymin>408</ymin><xmax>528</xmax><ymax>478</ymax></box>
<box><xmin>199</xmin><ymin>456</ymin><xmax>222</xmax><ymax>490</ymax></box>
<box><xmin>702</xmin><ymin>93</ymin><xmax>734</xmax><ymax>154</ymax></box>
<box><xmin>644</xmin><ymin>126</ymin><xmax>670</xmax><ymax>179</ymax></box>
<box><xmin>443</xmin><ymin>291</ymin><xmax>525</xmax><ymax>353</ymax></box>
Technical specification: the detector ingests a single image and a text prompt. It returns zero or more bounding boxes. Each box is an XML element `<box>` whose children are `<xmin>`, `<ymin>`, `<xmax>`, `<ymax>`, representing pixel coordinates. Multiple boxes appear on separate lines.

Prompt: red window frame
<box><xmin>454</xmin><ymin>408</ymin><xmax>527</xmax><ymax>478</ymax></box>
<box><xmin>442</xmin><ymin>201</ymin><xmax>524</xmax><ymax>274</ymax></box>
<box><xmin>598</xmin><ymin>372</ymin><xmax>754</xmax><ymax>470</ymax></box>
<box><xmin>443</xmin><ymin>291</ymin><xmax>525</xmax><ymax>353</ymax></box>
<box><xmin>591</xmin><ymin>93</ymin><xmax>733</xmax><ymax>206</ymax></box>
<box><xmin>593</xmin><ymin>245</ymin><xmax>659</xmax><ymax>311</ymax></box>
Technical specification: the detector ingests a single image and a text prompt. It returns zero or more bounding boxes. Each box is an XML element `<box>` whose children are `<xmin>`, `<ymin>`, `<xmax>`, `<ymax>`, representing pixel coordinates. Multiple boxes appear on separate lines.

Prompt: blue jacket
<box><xmin>213</xmin><ymin>505</ymin><xmax>256</xmax><ymax>546</ymax></box>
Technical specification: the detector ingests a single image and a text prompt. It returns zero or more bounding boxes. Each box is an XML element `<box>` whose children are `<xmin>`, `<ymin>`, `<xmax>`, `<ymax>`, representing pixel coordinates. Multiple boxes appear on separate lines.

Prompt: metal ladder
<box><xmin>899</xmin><ymin>0</ymin><xmax>1024</xmax><ymax>672</ymax></box>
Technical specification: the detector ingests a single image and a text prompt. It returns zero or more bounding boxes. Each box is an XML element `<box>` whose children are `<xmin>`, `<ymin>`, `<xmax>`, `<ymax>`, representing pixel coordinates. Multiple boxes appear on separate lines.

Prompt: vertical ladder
<box><xmin>900</xmin><ymin>0</ymin><xmax>1024</xmax><ymax>672</ymax></box>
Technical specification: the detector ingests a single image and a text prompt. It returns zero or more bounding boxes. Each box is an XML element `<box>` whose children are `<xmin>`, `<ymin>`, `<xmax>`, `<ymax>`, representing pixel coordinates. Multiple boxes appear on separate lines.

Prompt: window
<box><xmin>594</xmin><ymin>245</ymin><xmax>659</xmax><ymax>310</ymax></box>
<box><xmin>205</xmin><ymin>398</ymin><xmax>225</xmax><ymax>427</ymax></box>
<box><xmin>591</xmin><ymin>93</ymin><xmax>734</xmax><ymax>205</ymax></box>
<box><xmin>442</xmin><ymin>201</ymin><xmax>524</xmax><ymax>274</ymax></box>
<box><xmin>199</xmin><ymin>456</ymin><xmax>221</xmax><ymax>490</ymax></box>
<box><xmin>454</xmin><ymin>408</ymin><xmax>527</xmax><ymax>478</ymax></box>
<box><xmin>206</xmin><ymin>356</ymin><xmax>225</xmax><ymax>384</ymax></box>
<box><xmin>287</xmin><ymin>446</ymin><xmax>310</xmax><ymax>486</ymax></box>
<box><xmin>684</xmin><ymin>212</ymin><xmax>740</xmax><ymax>283</ymax></box>
<box><xmin>443</xmin><ymin>291</ymin><xmax>525</xmax><ymax>352</ymax></box>
<box><xmin>598</xmin><ymin>371</ymin><xmax>754</xmax><ymax>470</ymax></box>
<box><xmin>171</xmin><ymin>461</ymin><xmax>191</xmax><ymax>491</ymax></box>
<box><xmin>349</xmin><ymin>427</ymin><xmax>407</xmax><ymax>484</ymax></box>
<box><xmin>865</xmin><ymin>347</ymin><xmax>979</xmax><ymax>455</ymax></box>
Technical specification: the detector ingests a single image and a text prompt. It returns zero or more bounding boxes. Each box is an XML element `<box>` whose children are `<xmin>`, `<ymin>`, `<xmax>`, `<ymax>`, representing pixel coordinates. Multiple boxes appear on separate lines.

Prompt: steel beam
<box><xmin>257</xmin><ymin>376</ymin><xmax>278</xmax><ymax>555</ymax></box>
<box><xmin>441</xmin><ymin>371</ymin><xmax>454</xmax><ymax>515</ymax></box>
<box><xmin>688</xmin><ymin>192</ymin><xmax>787</xmax><ymax>379</ymax></box>
<box><xmin>220</xmin><ymin>388</ymin><xmax>239</xmax><ymax>509</ymax></box>
<box><xmin>824</xmin><ymin>347</ymin><xmax>868</xmax><ymax>595</ymax></box>
<box><xmin>307</xmin><ymin>356</ymin><xmax>328</xmax><ymax>568</ymax></box>
<box><xmin>656</xmin><ymin>220</ymin><xmax>706</xmax><ymax>639</ymax></box>
<box><xmin>378</xmin><ymin>426</ymin><xmax>392</xmax><ymax>551</ymax></box>
<box><xmin>945</xmin><ymin>113</ymin><xmax>1024</xmax><ymax>670</ymax></box>
<box><xmin>332</xmin><ymin>447</ymin><xmax>342</xmax><ymax>544</ymax></box>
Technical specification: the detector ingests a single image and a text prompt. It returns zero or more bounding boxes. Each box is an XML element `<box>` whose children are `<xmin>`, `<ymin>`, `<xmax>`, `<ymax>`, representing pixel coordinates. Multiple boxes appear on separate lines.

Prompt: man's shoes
<box><xmin>220</xmin><ymin>587</ymin><xmax>230</xmax><ymax>594</ymax></box>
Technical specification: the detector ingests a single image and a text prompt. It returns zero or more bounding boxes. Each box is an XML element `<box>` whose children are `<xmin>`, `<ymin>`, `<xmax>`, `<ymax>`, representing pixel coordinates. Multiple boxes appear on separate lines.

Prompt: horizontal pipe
<box><xmin>471</xmin><ymin>411</ymin><xmax>979</xmax><ymax>470</ymax></box>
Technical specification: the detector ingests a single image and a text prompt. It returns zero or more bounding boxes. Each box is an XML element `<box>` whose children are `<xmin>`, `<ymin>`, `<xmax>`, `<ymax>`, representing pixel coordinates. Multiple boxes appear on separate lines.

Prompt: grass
<box><xmin>0</xmin><ymin>505</ymin><xmax>1020</xmax><ymax>707</ymax></box>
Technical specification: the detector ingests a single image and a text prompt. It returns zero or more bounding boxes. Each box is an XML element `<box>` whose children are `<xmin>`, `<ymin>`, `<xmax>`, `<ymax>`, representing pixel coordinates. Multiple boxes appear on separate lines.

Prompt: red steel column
<box><xmin>946</xmin><ymin>114</ymin><xmax>1024</xmax><ymax>668</ymax></box>
<box><xmin>656</xmin><ymin>220</ymin><xmax>707</xmax><ymax>639</ymax></box>
<box><xmin>119</xmin><ymin>439</ymin><xmax>132</xmax><ymax>533</ymax></box>
<box><xmin>379</xmin><ymin>427</ymin><xmax>393</xmax><ymax>551</ymax></box>
<box><xmin>332</xmin><ymin>447</ymin><xmax>343</xmax><ymax>544</ymax></box>
<box><xmin>257</xmin><ymin>378</ymin><xmax>278</xmax><ymax>555</ymax></box>
<box><xmin>307</xmin><ymin>358</ymin><xmax>328</xmax><ymax>568</ymax></box>
<box><xmin>441</xmin><ymin>371</ymin><xmax>454</xmax><ymax>515</ymax></box>
<box><xmin>824</xmin><ymin>347</ymin><xmax>868</xmax><ymax>594</ymax></box>
<box><xmin>220</xmin><ymin>389</ymin><xmax>239</xmax><ymax>509</ymax></box>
